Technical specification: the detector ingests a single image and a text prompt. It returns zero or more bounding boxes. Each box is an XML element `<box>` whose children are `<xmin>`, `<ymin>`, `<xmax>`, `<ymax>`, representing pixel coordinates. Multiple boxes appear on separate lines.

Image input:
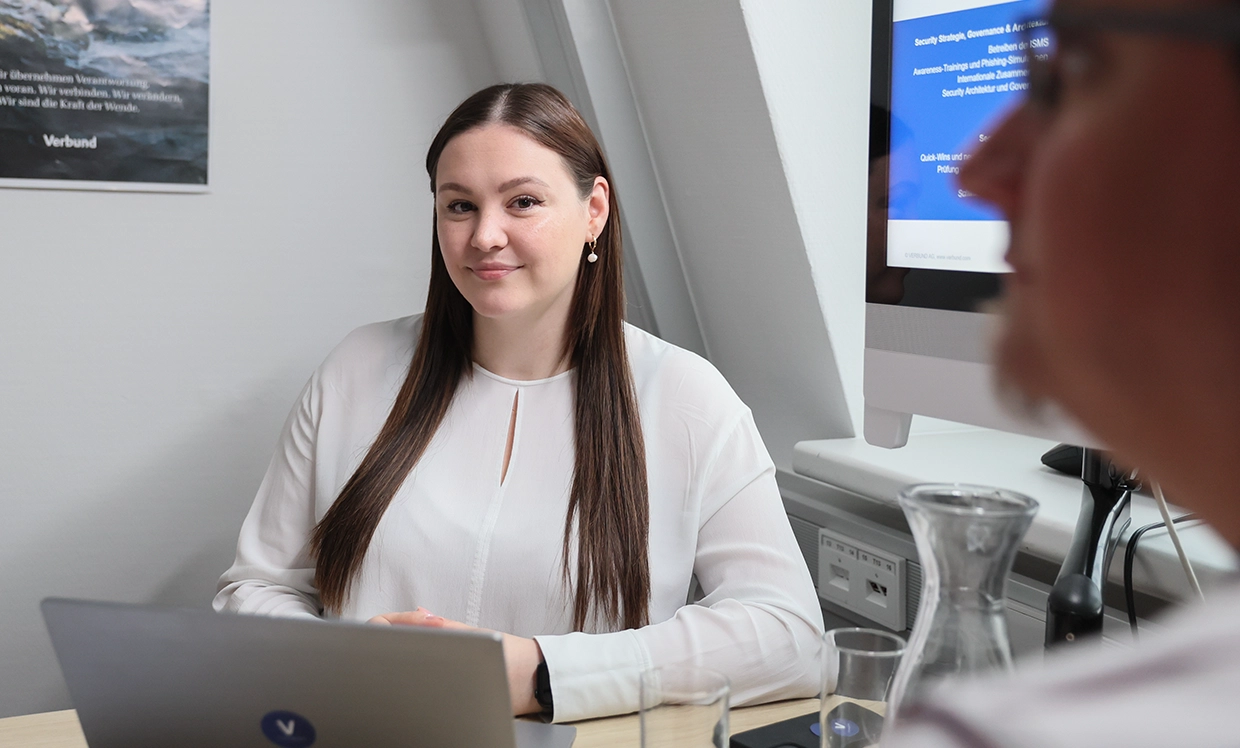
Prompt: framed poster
<box><xmin>0</xmin><ymin>0</ymin><xmax>209</xmax><ymax>192</ymax></box>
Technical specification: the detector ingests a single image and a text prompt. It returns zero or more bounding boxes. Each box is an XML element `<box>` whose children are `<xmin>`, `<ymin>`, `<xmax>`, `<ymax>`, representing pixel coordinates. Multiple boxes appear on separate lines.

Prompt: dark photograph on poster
<box><xmin>0</xmin><ymin>0</ymin><xmax>209</xmax><ymax>189</ymax></box>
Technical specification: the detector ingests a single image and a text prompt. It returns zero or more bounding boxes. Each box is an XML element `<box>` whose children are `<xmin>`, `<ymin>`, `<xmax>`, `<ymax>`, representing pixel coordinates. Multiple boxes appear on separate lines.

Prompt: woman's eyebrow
<box><xmin>436</xmin><ymin>176</ymin><xmax>550</xmax><ymax>195</ymax></box>
<box><xmin>498</xmin><ymin>176</ymin><xmax>551</xmax><ymax>192</ymax></box>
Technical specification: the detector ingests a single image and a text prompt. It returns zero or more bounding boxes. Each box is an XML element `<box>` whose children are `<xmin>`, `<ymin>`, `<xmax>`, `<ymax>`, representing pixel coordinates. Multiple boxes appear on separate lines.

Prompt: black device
<box><xmin>1040</xmin><ymin>442</ymin><xmax>1084</xmax><ymax>476</ymax></box>
<box><xmin>1045</xmin><ymin>448</ymin><xmax>1133</xmax><ymax>646</ymax></box>
<box><xmin>730</xmin><ymin>703</ymin><xmax>884</xmax><ymax>748</ymax></box>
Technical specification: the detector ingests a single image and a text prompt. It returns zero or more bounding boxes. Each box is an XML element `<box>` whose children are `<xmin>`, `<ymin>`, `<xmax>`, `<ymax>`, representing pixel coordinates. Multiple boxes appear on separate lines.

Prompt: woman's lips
<box><xmin>471</xmin><ymin>264</ymin><xmax>519</xmax><ymax>281</ymax></box>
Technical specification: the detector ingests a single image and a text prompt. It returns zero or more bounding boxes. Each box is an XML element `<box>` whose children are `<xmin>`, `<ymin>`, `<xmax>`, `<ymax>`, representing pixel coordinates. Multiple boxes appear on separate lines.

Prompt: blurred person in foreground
<box><xmin>883</xmin><ymin>0</ymin><xmax>1240</xmax><ymax>746</ymax></box>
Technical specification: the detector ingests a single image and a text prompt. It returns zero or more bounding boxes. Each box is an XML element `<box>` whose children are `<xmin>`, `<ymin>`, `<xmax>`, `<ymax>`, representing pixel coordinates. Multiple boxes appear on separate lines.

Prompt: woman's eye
<box><xmin>446</xmin><ymin>200</ymin><xmax>475</xmax><ymax>214</ymax></box>
<box><xmin>511</xmin><ymin>195</ymin><xmax>542</xmax><ymax>210</ymax></box>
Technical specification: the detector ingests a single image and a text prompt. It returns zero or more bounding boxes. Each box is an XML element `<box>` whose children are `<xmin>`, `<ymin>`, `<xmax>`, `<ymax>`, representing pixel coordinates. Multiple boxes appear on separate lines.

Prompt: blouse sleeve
<box><xmin>534</xmin><ymin>409</ymin><xmax>825</xmax><ymax>722</ymax></box>
<box><xmin>212</xmin><ymin>373</ymin><xmax>324</xmax><ymax>620</ymax></box>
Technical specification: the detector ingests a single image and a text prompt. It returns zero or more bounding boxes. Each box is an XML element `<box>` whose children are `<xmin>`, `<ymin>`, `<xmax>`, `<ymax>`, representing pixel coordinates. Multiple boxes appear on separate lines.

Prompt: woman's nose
<box><xmin>471</xmin><ymin>207</ymin><xmax>507</xmax><ymax>251</ymax></box>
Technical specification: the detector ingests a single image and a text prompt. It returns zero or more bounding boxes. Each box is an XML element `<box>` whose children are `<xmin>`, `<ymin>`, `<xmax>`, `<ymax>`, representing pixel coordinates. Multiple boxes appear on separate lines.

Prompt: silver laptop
<box><xmin>42</xmin><ymin>598</ymin><xmax>576</xmax><ymax>748</ymax></box>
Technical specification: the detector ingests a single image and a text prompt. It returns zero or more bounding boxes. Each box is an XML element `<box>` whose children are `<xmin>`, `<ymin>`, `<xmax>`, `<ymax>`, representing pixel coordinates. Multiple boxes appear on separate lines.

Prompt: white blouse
<box><xmin>214</xmin><ymin>315</ymin><xmax>824</xmax><ymax>722</ymax></box>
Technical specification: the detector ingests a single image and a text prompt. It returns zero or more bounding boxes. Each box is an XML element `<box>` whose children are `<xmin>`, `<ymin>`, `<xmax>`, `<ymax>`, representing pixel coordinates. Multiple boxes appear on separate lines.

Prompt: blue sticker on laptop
<box><xmin>261</xmin><ymin>711</ymin><xmax>316</xmax><ymax>746</ymax></box>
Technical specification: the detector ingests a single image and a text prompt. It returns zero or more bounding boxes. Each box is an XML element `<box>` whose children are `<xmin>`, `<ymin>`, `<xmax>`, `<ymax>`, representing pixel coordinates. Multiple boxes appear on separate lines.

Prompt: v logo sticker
<box><xmin>262</xmin><ymin>710</ymin><xmax>314</xmax><ymax>745</ymax></box>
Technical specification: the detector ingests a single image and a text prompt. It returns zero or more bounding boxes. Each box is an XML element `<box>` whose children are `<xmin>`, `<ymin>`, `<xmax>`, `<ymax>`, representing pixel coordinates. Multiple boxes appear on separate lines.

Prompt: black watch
<box><xmin>533</xmin><ymin>659</ymin><xmax>554</xmax><ymax>720</ymax></box>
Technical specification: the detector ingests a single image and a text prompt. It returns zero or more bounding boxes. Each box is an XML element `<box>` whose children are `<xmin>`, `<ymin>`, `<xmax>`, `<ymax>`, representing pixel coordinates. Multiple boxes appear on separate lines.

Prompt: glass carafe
<box><xmin>886</xmin><ymin>484</ymin><xmax>1039</xmax><ymax>726</ymax></box>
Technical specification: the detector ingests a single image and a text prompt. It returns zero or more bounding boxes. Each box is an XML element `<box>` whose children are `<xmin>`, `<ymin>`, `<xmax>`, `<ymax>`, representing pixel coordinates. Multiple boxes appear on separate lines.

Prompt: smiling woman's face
<box><xmin>434</xmin><ymin>124</ymin><xmax>608</xmax><ymax>326</ymax></box>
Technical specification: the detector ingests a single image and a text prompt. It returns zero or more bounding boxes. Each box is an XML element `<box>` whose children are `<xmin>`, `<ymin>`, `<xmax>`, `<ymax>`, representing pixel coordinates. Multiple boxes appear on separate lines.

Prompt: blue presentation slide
<box><xmin>889</xmin><ymin>0</ymin><xmax>1047</xmax><ymax>223</ymax></box>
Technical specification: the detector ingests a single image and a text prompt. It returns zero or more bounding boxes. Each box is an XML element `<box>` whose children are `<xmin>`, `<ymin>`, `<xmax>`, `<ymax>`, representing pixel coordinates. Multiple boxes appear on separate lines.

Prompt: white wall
<box><xmin>606</xmin><ymin>0</ymin><xmax>857</xmax><ymax>464</ymax></box>
<box><xmin>0</xmin><ymin>0</ymin><xmax>497</xmax><ymax>718</ymax></box>
<box><xmin>475</xmin><ymin>0</ymin><xmax>545</xmax><ymax>82</ymax></box>
<box><xmin>740</xmin><ymin>1</ymin><xmax>874</xmax><ymax>438</ymax></box>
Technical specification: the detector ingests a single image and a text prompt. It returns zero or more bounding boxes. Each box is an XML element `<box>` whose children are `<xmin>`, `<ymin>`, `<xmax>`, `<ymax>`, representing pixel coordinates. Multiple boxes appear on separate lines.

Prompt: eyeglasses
<box><xmin>1020</xmin><ymin>3</ymin><xmax>1240</xmax><ymax>110</ymax></box>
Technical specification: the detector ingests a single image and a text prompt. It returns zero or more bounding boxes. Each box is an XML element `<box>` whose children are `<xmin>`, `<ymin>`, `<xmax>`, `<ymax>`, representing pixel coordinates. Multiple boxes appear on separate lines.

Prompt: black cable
<box><xmin>1123</xmin><ymin>513</ymin><xmax>1199</xmax><ymax>638</ymax></box>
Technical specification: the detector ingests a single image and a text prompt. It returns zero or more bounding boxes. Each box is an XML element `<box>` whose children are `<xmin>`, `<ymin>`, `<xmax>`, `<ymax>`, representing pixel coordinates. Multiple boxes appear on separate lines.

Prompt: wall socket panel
<box><xmin>817</xmin><ymin>527</ymin><xmax>905</xmax><ymax>631</ymax></box>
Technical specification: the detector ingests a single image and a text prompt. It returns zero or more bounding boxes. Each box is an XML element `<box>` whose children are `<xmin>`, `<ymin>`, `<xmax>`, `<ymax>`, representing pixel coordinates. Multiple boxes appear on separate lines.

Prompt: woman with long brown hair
<box><xmin>215</xmin><ymin>83</ymin><xmax>823</xmax><ymax>722</ymax></box>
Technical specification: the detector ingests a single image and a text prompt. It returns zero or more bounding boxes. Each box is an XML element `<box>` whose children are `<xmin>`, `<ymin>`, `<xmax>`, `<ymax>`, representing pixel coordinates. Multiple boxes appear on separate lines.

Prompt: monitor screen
<box><xmin>861</xmin><ymin>0</ymin><xmax>1092</xmax><ymax>448</ymax></box>
<box><xmin>868</xmin><ymin>0</ymin><xmax>1049</xmax><ymax>312</ymax></box>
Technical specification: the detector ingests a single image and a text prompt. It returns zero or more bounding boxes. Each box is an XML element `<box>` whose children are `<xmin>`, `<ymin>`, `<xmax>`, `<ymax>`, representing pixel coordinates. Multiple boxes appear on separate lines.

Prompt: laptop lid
<box><xmin>41</xmin><ymin>598</ymin><xmax>574</xmax><ymax>748</ymax></box>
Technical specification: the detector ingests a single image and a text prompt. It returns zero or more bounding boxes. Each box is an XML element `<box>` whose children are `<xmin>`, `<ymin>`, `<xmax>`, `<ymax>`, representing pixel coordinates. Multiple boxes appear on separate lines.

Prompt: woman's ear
<box><xmin>587</xmin><ymin>176</ymin><xmax>610</xmax><ymax>239</ymax></box>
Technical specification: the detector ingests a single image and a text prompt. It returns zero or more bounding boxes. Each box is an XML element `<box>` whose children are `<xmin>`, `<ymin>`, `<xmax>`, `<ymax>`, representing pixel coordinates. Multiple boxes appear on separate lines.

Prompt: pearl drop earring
<box><xmin>587</xmin><ymin>238</ymin><xmax>598</xmax><ymax>264</ymax></box>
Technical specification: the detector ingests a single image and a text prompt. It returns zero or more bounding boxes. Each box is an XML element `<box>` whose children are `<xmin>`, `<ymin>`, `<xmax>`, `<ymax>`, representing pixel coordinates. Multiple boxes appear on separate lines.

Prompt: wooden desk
<box><xmin>0</xmin><ymin>710</ymin><xmax>83</xmax><ymax>748</ymax></box>
<box><xmin>0</xmin><ymin>699</ymin><xmax>819</xmax><ymax>748</ymax></box>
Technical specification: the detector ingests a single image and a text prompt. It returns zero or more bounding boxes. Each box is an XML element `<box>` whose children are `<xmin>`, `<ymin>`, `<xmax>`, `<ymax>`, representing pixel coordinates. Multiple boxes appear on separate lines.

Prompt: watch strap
<box><xmin>533</xmin><ymin>659</ymin><xmax>554</xmax><ymax>720</ymax></box>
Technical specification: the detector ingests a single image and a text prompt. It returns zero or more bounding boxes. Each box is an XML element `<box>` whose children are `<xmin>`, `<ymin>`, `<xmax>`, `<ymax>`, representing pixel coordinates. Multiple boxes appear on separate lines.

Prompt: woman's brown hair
<box><xmin>310</xmin><ymin>83</ymin><xmax>650</xmax><ymax>631</ymax></box>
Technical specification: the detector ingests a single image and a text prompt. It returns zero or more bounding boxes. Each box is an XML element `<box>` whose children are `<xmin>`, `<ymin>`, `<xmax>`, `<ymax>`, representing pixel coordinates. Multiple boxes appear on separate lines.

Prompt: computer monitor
<box><xmin>863</xmin><ymin>0</ymin><xmax>1095</xmax><ymax>448</ymax></box>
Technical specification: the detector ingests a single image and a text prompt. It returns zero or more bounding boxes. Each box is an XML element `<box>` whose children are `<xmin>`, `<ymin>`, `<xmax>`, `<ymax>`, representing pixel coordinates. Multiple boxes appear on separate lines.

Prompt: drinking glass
<box><xmin>640</xmin><ymin>665</ymin><xmax>730</xmax><ymax>748</ymax></box>
<box><xmin>820</xmin><ymin>627</ymin><xmax>905</xmax><ymax>748</ymax></box>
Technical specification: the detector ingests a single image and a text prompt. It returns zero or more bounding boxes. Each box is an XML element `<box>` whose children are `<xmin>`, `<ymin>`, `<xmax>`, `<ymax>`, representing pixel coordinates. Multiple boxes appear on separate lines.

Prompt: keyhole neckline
<box><xmin>472</xmin><ymin>362</ymin><xmax>575</xmax><ymax>387</ymax></box>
